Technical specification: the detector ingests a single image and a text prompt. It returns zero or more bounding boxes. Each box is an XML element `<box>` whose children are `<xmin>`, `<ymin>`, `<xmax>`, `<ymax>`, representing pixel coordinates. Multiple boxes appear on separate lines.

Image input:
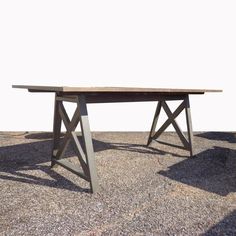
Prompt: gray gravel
<box><xmin>0</xmin><ymin>131</ymin><xmax>236</xmax><ymax>235</ymax></box>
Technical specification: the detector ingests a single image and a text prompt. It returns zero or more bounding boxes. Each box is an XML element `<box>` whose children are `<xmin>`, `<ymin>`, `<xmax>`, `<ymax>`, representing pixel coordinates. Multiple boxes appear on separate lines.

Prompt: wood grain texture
<box><xmin>12</xmin><ymin>85</ymin><xmax>222</xmax><ymax>94</ymax></box>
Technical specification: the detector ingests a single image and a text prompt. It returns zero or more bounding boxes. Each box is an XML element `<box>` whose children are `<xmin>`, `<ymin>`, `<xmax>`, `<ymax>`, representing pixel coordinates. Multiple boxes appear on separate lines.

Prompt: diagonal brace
<box><xmin>51</xmin><ymin>94</ymin><xmax>99</xmax><ymax>193</ymax></box>
<box><xmin>161</xmin><ymin>101</ymin><xmax>189</xmax><ymax>149</ymax></box>
<box><xmin>147</xmin><ymin>96</ymin><xmax>194</xmax><ymax>156</ymax></box>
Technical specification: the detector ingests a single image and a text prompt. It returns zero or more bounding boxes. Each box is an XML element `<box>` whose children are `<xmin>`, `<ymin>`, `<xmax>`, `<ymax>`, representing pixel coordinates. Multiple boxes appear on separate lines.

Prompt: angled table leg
<box><xmin>147</xmin><ymin>95</ymin><xmax>194</xmax><ymax>157</ymax></box>
<box><xmin>77</xmin><ymin>95</ymin><xmax>99</xmax><ymax>193</ymax></box>
<box><xmin>51</xmin><ymin>94</ymin><xmax>99</xmax><ymax>193</ymax></box>
<box><xmin>185</xmin><ymin>95</ymin><xmax>194</xmax><ymax>157</ymax></box>
<box><xmin>147</xmin><ymin>101</ymin><xmax>162</xmax><ymax>146</ymax></box>
<box><xmin>51</xmin><ymin>93</ymin><xmax>62</xmax><ymax>168</ymax></box>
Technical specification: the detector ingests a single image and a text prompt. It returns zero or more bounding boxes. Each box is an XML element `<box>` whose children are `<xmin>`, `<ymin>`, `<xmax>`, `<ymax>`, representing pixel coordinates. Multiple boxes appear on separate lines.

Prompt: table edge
<box><xmin>12</xmin><ymin>85</ymin><xmax>223</xmax><ymax>94</ymax></box>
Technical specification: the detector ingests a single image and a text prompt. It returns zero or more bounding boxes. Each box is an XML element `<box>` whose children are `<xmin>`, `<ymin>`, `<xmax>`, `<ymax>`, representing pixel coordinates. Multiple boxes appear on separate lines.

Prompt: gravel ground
<box><xmin>0</xmin><ymin>131</ymin><xmax>236</xmax><ymax>235</ymax></box>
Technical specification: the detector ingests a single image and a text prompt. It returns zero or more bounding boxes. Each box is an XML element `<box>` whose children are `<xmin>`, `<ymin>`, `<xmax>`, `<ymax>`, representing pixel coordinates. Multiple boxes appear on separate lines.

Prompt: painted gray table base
<box><xmin>51</xmin><ymin>94</ymin><xmax>194</xmax><ymax>193</ymax></box>
<box><xmin>51</xmin><ymin>94</ymin><xmax>99</xmax><ymax>193</ymax></box>
<box><xmin>147</xmin><ymin>95</ymin><xmax>194</xmax><ymax>156</ymax></box>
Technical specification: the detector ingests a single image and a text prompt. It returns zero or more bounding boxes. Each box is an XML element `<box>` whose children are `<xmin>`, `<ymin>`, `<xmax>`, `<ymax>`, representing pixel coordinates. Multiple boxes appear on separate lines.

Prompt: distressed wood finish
<box><xmin>12</xmin><ymin>85</ymin><xmax>222</xmax><ymax>93</ymax></box>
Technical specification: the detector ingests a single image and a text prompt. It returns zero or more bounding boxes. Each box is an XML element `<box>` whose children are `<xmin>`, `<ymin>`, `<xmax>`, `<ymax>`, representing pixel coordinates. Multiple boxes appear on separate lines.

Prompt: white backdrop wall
<box><xmin>0</xmin><ymin>1</ymin><xmax>235</xmax><ymax>132</ymax></box>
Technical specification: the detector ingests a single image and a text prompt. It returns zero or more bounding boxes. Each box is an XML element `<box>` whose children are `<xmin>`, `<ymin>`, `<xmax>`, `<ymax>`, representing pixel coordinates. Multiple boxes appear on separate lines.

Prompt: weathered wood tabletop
<box><xmin>12</xmin><ymin>85</ymin><xmax>221</xmax><ymax>93</ymax></box>
<box><xmin>12</xmin><ymin>85</ymin><xmax>222</xmax><ymax>103</ymax></box>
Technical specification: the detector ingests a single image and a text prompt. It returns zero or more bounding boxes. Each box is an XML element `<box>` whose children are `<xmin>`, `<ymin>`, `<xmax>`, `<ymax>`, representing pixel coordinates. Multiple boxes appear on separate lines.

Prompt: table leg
<box><xmin>147</xmin><ymin>95</ymin><xmax>194</xmax><ymax>157</ymax></box>
<box><xmin>185</xmin><ymin>95</ymin><xmax>194</xmax><ymax>157</ymax></box>
<box><xmin>51</xmin><ymin>94</ymin><xmax>99</xmax><ymax>193</ymax></box>
<box><xmin>51</xmin><ymin>93</ymin><xmax>62</xmax><ymax>167</ymax></box>
<box><xmin>77</xmin><ymin>95</ymin><xmax>99</xmax><ymax>193</ymax></box>
<box><xmin>147</xmin><ymin>101</ymin><xmax>162</xmax><ymax>146</ymax></box>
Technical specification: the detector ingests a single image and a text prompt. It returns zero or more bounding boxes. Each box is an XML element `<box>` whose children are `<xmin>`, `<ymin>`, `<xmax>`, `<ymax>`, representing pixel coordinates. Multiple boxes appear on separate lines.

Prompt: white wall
<box><xmin>0</xmin><ymin>1</ymin><xmax>235</xmax><ymax>132</ymax></box>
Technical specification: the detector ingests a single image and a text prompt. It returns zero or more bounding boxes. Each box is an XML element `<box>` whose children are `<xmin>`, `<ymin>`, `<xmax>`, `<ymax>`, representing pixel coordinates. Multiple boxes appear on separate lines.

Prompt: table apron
<box><xmin>55</xmin><ymin>93</ymin><xmax>196</xmax><ymax>103</ymax></box>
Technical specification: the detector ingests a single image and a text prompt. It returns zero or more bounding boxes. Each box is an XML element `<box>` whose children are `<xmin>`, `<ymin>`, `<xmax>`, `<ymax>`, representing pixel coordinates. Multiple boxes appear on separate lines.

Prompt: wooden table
<box><xmin>12</xmin><ymin>85</ymin><xmax>222</xmax><ymax>193</ymax></box>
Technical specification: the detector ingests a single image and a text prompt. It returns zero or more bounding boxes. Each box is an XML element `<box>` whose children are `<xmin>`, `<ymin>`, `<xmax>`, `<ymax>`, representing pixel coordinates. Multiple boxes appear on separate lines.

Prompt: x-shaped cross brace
<box><xmin>147</xmin><ymin>95</ymin><xmax>194</xmax><ymax>157</ymax></box>
<box><xmin>51</xmin><ymin>94</ymin><xmax>99</xmax><ymax>193</ymax></box>
<box><xmin>51</xmin><ymin>93</ymin><xmax>194</xmax><ymax>193</ymax></box>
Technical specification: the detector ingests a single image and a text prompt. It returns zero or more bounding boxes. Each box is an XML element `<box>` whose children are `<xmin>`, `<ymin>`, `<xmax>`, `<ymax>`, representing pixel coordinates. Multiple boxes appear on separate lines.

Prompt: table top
<box><xmin>12</xmin><ymin>85</ymin><xmax>222</xmax><ymax>94</ymax></box>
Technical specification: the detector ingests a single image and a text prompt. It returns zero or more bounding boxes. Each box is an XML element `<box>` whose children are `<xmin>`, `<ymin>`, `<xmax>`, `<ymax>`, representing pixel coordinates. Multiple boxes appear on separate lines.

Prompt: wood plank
<box><xmin>13</xmin><ymin>85</ymin><xmax>64</xmax><ymax>92</ymax></box>
<box><xmin>12</xmin><ymin>85</ymin><xmax>222</xmax><ymax>94</ymax></box>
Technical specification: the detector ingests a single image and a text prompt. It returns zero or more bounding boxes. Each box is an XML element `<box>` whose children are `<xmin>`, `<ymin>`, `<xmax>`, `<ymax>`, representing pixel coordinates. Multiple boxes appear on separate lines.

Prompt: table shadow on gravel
<box><xmin>0</xmin><ymin>139</ymin><xmax>91</xmax><ymax>193</ymax></box>
<box><xmin>196</xmin><ymin>132</ymin><xmax>236</xmax><ymax>143</ymax></box>
<box><xmin>203</xmin><ymin>210</ymin><xmax>236</xmax><ymax>235</ymax></box>
<box><xmin>25</xmin><ymin>132</ymin><xmax>188</xmax><ymax>158</ymax></box>
<box><xmin>0</xmin><ymin>132</ymin><xmax>171</xmax><ymax>193</ymax></box>
<box><xmin>159</xmin><ymin>146</ymin><xmax>236</xmax><ymax>196</ymax></box>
